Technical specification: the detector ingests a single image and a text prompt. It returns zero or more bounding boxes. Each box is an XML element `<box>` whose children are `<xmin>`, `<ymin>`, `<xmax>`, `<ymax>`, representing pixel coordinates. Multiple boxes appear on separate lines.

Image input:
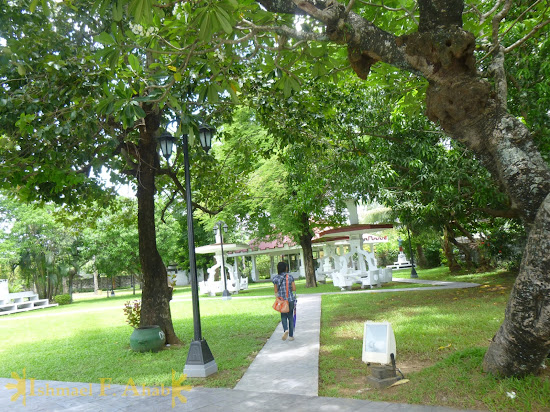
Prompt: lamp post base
<box><xmin>410</xmin><ymin>266</ymin><xmax>418</xmax><ymax>278</ymax></box>
<box><xmin>184</xmin><ymin>339</ymin><xmax>218</xmax><ymax>377</ymax></box>
<box><xmin>222</xmin><ymin>289</ymin><xmax>232</xmax><ymax>300</ymax></box>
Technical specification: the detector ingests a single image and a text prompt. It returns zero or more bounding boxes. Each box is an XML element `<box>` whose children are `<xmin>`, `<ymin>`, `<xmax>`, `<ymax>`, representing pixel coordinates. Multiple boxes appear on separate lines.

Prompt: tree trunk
<box><xmin>450</xmin><ymin>237</ymin><xmax>474</xmax><ymax>270</ymax></box>
<box><xmin>420</xmin><ymin>34</ymin><xmax>550</xmax><ymax>375</ymax></box>
<box><xmin>136</xmin><ymin>111</ymin><xmax>181</xmax><ymax>345</ymax></box>
<box><xmin>62</xmin><ymin>277</ymin><xmax>68</xmax><ymax>294</ymax></box>
<box><xmin>409</xmin><ymin>2</ymin><xmax>550</xmax><ymax>376</ymax></box>
<box><xmin>68</xmin><ymin>272</ymin><xmax>75</xmax><ymax>302</ymax></box>
<box><xmin>443</xmin><ymin>225</ymin><xmax>461</xmax><ymax>272</ymax></box>
<box><xmin>299</xmin><ymin>212</ymin><xmax>317</xmax><ymax>288</ymax></box>
<box><xmin>93</xmin><ymin>268</ymin><xmax>99</xmax><ymax>294</ymax></box>
<box><xmin>416</xmin><ymin>244</ymin><xmax>428</xmax><ymax>269</ymax></box>
<box><xmin>483</xmin><ymin>193</ymin><xmax>550</xmax><ymax>376</ymax></box>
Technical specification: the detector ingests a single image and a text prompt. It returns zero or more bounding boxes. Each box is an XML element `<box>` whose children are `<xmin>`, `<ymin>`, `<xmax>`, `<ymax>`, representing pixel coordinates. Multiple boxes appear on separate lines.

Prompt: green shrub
<box><xmin>255</xmin><ymin>255</ymin><xmax>272</xmax><ymax>279</ymax></box>
<box><xmin>373</xmin><ymin>239</ymin><xmax>399</xmax><ymax>267</ymax></box>
<box><xmin>422</xmin><ymin>240</ymin><xmax>442</xmax><ymax>268</ymax></box>
<box><xmin>54</xmin><ymin>294</ymin><xmax>72</xmax><ymax>305</ymax></box>
<box><xmin>123</xmin><ymin>300</ymin><xmax>141</xmax><ymax>328</ymax></box>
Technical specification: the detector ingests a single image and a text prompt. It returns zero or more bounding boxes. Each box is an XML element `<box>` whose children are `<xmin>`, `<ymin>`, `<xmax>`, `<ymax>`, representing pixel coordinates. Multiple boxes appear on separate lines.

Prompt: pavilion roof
<box><xmin>313</xmin><ymin>224</ymin><xmax>393</xmax><ymax>243</ymax></box>
<box><xmin>198</xmin><ymin>223</ymin><xmax>393</xmax><ymax>256</ymax></box>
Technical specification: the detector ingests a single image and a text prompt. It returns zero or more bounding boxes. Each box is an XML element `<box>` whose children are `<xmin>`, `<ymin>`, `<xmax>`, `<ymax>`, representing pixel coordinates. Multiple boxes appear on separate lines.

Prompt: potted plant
<box><xmin>123</xmin><ymin>300</ymin><xmax>166</xmax><ymax>352</ymax></box>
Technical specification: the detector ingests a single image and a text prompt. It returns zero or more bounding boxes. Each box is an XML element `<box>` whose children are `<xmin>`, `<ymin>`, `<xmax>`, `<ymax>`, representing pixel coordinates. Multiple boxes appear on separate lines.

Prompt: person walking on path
<box><xmin>273</xmin><ymin>262</ymin><xmax>296</xmax><ymax>341</ymax></box>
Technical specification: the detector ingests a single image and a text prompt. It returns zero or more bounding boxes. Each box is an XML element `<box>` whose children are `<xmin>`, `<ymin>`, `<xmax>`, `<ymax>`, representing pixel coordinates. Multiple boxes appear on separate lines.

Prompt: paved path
<box><xmin>327</xmin><ymin>277</ymin><xmax>480</xmax><ymax>296</ymax></box>
<box><xmin>1</xmin><ymin>278</ymin><xmax>480</xmax><ymax>411</ymax></box>
<box><xmin>235</xmin><ymin>295</ymin><xmax>321</xmax><ymax>396</ymax></box>
<box><xmin>235</xmin><ymin>277</ymin><xmax>479</xmax><ymax>402</ymax></box>
<box><xmin>0</xmin><ymin>377</ymin><xmax>475</xmax><ymax>411</ymax></box>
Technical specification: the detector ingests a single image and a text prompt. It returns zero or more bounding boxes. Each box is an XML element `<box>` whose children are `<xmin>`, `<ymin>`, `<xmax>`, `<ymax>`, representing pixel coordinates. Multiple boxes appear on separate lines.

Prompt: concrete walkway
<box><xmin>0</xmin><ymin>379</ymin><xmax>475</xmax><ymax>411</ymax></box>
<box><xmin>1</xmin><ymin>278</ymin><xmax>480</xmax><ymax>411</ymax></box>
<box><xmin>329</xmin><ymin>277</ymin><xmax>480</xmax><ymax>296</ymax></box>
<box><xmin>235</xmin><ymin>295</ymin><xmax>321</xmax><ymax>396</ymax></box>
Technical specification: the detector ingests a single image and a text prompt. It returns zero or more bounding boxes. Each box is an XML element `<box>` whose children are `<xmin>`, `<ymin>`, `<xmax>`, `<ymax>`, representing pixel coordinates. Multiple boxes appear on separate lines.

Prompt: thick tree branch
<box><xmin>257</xmin><ymin>0</ymin><xmax>328</xmax><ymax>14</ymax></box>
<box><xmin>449</xmin><ymin>220</ymin><xmax>476</xmax><ymax>242</ymax></box>
<box><xmin>491</xmin><ymin>0</ymin><xmax>513</xmax><ymax>48</ymax></box>
<box><xmin>474</xmin><ymin>207</ymin><xmax>521</xmax><ymax>219</ymax></box>
<box><xmin>259</xmin><ymin>0</ymin><xmax>415</xmax><ymax>75</ymax></box>
<box><xmin>488</xmin><ymin>47</ymin><xmax>507</xmax><ymax>109</ymax></box>
<box><xmin>291</xmin><ymin>0</ymin><xmax>332</xmax><ymax>21</ymax></box>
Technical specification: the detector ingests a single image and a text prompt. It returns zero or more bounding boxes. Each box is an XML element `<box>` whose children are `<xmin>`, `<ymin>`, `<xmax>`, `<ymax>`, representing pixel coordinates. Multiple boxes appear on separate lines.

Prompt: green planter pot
<box><xmin>130</xmin><ymin>325</ymin><xmax>166</xmax><ymax>353</ymax></box>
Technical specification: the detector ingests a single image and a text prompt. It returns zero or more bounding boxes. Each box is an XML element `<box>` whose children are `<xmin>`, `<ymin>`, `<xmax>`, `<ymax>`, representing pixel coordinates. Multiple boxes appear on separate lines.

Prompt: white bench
<box><xmin>16</xmin><ymin>301</ymin><xmax>34</xmax><ymax>309</ymax></box>
<box><xmin>361</xmin><ymin>270</ymin><xmax>381</xmax><ymax>289</ymax></box>
<box><xmin>0</xmin><ymin>291</ymin><xmax>57</xmax><ymax>316</ymax></box>
<box><xmin>332</xmin><ymin>273</ymin><xmax>363</xmax><ymax>290</ymax></box>
<box><xmin>0</xmin><ymin>303</ymin><xmax>17</xmax><ymax>313</ymax></box>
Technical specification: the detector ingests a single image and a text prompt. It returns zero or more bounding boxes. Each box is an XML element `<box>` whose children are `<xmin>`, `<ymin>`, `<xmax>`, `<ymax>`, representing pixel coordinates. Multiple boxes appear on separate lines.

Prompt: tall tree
<box><xmin>0</xmin><ymin>1</ymin><xmax>235</xmax><ymax>343</ymax></box>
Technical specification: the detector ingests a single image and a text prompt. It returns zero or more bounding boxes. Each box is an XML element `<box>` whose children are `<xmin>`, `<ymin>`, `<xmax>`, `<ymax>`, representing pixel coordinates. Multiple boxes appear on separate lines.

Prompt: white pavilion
<box><xmin>194</xmin><ymin>202</ymin><xmax>395</xmax><ymax>294</ymax></box>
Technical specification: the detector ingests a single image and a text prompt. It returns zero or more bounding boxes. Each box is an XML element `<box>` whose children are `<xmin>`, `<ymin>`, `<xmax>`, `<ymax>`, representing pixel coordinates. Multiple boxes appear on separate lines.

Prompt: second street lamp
<box><xmin>158</xmin><ymin>123</ymin><xmax>217</xmax><ymax>378</ymax></box>
<box><xmin>407</xmin><ymin>226</ymin><xmax>418</xmax><ymax>279</ymax></box>
<box><xmin>213</xmin><ymin>221</ymin><xmax>231</xmax><ymax>300</ymax></box>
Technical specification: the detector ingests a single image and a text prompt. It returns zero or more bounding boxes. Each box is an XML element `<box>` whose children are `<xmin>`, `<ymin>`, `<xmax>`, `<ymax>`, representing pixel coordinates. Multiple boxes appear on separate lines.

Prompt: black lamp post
<box><xmin>158</xmin><ymin>123</ymin><xmax>218</xmax><ymax>378</ymax></box>
<box><xmin>407</xmin><ymin>226</ymin><xmax>418</xmax><ymax>279</ymax></box>
<box><xmin>213</xmin><ymin>221</ymin><xmax>231</xmax><ymax>300</ymax></box>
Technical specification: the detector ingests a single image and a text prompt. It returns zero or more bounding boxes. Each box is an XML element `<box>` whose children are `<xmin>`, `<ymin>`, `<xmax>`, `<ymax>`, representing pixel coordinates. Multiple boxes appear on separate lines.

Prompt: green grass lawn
<box><xmin>318</xmin><ymin>268</ymin><xmax>550</xmax><ymax>411</ymax></box>
<box><xmin>1</xmin><ymin>267</ymin><xmax>548</xmax><ymax>411</ymax></box>
<box><xmin>0</xmin><ymin>295</ymin><xmax>278</xmax><ymax>389</ymax></box>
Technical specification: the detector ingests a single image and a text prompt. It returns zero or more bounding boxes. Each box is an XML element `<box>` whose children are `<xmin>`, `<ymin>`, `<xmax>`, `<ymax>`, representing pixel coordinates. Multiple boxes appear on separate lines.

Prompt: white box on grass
<box><xmin>362</xmin><ymin>321</ymin><xmax>396</xmax><ymax>365</ymax></box>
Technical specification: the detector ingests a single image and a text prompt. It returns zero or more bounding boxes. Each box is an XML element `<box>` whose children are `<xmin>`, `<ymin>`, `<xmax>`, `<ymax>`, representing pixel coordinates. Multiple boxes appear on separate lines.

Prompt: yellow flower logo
<box><xmin>171</xmin><ymin>369</ymin><xmax>192</xmax><ymax>408</ymax></box>
<box><xmin>5</xmin><ymin>369</ymin><xmax>26</xmax><ymax>406</ymax></box>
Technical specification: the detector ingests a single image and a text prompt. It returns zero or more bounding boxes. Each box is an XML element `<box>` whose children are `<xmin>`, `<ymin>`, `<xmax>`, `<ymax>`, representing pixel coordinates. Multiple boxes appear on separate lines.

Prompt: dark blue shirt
<box><xmin>273</xmin><ymin>273</ymin><xmax>296</xmax><ymax>302</ymax></box>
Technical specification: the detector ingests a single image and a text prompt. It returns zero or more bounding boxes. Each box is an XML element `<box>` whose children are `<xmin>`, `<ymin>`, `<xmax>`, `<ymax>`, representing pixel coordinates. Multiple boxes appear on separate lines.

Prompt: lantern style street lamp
<box><xmin>407</xmin><ymin>226</ymin><xmax>418</xmax><ymax>279</ymax></box>
<box><xmin>158</xmin><ymin>130</ymin><xmax>176</xmax><ymax>161</ymax></box>
<box><xmin>213</xmin><ymin>221</ymin><xmax>231</xmax><ymax>300</ymax></box>
<box><xmin>198</xmin><ymin>124</ymin><xmax>214</xmax><ymax>154</ymax></box>
<box><xmin>158</xmin><ymin>122</ymin><xmax>217</xmax><ymax>378</ymax></box>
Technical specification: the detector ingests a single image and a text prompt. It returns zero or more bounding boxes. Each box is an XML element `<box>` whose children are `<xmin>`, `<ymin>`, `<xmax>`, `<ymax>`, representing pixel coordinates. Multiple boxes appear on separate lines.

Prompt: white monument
<box><xmin>387</xmin><ymin>237</ymin><xmax>413</xmax><ymax>269</ymax></box>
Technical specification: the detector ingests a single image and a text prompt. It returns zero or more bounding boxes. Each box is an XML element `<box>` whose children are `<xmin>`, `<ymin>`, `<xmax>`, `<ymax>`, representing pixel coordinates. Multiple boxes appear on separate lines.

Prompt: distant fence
<box><xmin>73</xmin><ymin>275</ymin><xmax>138</xmax><ymax>292</ymax></box>
<box><xmin>73</xmin><ymin>268</ymin><xmax>205</xmax><ymax>292</ymax></box>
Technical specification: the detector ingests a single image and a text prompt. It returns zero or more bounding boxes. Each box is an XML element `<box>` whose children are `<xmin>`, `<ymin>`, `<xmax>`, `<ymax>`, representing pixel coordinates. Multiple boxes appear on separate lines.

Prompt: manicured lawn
<box><xmin>0</xmin><ymin>295</ymin><xmax>278</xmax><ymax>388</ymax></box>
<box><xmin>1</xmin><ymin>266</ymin><xmax>548</xmax><ymax>411</ymax></box>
